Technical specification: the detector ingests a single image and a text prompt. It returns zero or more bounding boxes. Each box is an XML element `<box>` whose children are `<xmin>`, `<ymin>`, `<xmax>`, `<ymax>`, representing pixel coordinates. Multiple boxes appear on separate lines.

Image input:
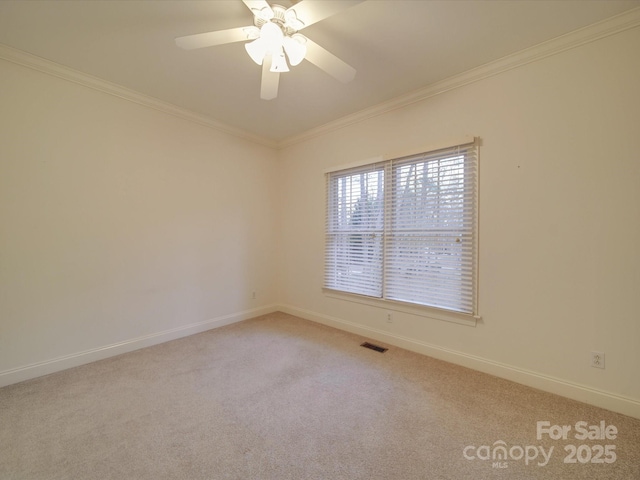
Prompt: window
<box><xmin>324</xmin><ymin>140</ymin><xmax>478</xmax><ymax>316</ymax></box>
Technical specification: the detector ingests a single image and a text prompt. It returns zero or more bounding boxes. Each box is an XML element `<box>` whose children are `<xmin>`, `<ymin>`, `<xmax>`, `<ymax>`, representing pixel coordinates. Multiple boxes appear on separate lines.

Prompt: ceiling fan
<box><xmin>175</xmin><ymin>0</ymin><xmax>363</xmax><ymax>100</ymax></box>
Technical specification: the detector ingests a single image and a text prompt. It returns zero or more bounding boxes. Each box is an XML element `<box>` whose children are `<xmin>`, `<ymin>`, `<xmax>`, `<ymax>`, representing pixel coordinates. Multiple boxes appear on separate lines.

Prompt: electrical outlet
<box><xmin>591</xmin><ymin>351</ymin><xmax>605</xmax><ymax>369</ymax></box>
<box><xmin>251</xmin><ymin>291</ymin><xmax>256</xmax><ymax>300</ymax></box>
<box><xmin>386</xmin><ymin>312</ymin><xmax>393</xmax><ymax>323</ymax></box>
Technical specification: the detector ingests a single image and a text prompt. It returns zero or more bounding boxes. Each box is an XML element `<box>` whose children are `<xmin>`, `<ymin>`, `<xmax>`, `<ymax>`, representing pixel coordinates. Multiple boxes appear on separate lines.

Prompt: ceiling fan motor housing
<box><xmin>253</xmin><ymin>4</ymin><xmax>302</xmax><ymax>36</ymax></box>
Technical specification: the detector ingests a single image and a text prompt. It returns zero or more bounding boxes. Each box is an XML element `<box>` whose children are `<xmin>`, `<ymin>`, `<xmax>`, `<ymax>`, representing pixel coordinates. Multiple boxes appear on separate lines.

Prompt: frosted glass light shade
<box><xmin>283</xmin><ymin>34</ymin><xmax>307</xmax><ymax>66</ymax></box>
<box><xmin>245</xmin><ymin>38</ymin><xmax>267</xmax><ymax>65</ymax></box>
<box><xmin>260</xmin><ymin>22</ymin><xmax>283</xmax><ymax>54</ymax></box>
<box><xmin>270</xmin><ymin>51</ymin><xmax>290</xmax><ymax>72</ymax></box>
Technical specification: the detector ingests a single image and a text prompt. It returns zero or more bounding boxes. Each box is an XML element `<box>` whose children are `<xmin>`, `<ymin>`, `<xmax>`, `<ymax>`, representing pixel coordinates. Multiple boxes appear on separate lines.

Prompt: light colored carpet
<box><xmin>1</xmin><ymin>312</ymin><xmax>639</xmax><ymax>479</ymax></box>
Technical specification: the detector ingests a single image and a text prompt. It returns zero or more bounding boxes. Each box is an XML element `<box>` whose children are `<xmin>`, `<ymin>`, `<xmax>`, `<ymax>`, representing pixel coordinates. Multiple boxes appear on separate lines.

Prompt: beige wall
<box><xmin>278</xmin><ymin>27</ymin><xmax>640</xmax><ymax>417</ymax></box>
<box><xmin>0</xmin><ymin>58</ymin><xmax>279</xmax><ymax>382</ymax></box>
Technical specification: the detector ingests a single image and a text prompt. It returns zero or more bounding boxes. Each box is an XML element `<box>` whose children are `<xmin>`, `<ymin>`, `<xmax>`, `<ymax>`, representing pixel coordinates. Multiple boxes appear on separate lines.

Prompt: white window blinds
<box><xmin>325</xmin><ymin>163</ymin><xmax>385</xmax><ymax>297</ymax></box>
<box><xmin>325</xmin><ymin>140</ymin><xmax>478</xmax><ymax>315</ymax></box>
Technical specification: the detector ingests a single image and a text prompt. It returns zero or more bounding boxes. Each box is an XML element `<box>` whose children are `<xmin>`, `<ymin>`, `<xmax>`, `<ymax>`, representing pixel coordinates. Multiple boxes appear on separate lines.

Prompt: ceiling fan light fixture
<box><xmin>283</xmin><ymin>33</ymin><xmax>307</xmax><ymax>66</ymax></box>
<box><xmin>245</xmin><ymin>21</ymin><xmax>283</xmax><ymax>66</ymax></box>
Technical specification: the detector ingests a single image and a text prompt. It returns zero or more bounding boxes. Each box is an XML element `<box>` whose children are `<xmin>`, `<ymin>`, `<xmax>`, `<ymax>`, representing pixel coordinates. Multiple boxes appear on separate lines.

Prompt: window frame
<box><xmin>324</xmin><ymin>139</ymin><xmax>480</xmax><ymax>326</ymax></box>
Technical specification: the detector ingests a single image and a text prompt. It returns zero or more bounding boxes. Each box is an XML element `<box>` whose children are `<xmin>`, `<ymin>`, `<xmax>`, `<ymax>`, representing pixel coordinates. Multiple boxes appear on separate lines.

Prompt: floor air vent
<box><xmin>360</xmin><ymin>342</ymin><xmax>388</xmax><ymax>353</ymax></box>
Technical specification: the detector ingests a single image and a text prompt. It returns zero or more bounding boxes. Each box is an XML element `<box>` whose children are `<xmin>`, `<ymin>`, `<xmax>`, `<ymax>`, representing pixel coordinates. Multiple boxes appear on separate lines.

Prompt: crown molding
<box><xmin>0</xmin><ymin>43</ymin><xmax>278</xmax><ymax>149</ymax></box>
<box><xmin>278</xmin><ymin>6</ymin><xmax>640</xmax><ymax>149</ymax></box>
<box><xmin>2</xmin><ymin>6</ymin><xmax>639</xmax><ymax>152</ymax></box>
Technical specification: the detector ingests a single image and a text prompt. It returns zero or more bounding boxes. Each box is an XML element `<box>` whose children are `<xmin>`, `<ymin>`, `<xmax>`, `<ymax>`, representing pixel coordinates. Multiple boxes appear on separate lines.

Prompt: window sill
<box><xmin>323</xmin><ymin>289</ymin><xmax>479</xmax><ymax>327</ymax></box>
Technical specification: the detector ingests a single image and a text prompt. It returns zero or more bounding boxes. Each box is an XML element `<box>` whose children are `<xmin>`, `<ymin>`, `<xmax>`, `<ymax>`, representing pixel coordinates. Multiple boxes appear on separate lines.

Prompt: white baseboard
<box><xmin>5</xmin><ymin>303</ymin><xmax>639</xmax><ymax>420</ymax></box>
<box><xmin>278</xmin><ymin>304</ymin><xmax>640</xmax><ymax>420</ymax></box>
<box><xmin>0</xmin><ymin>304</ymin><xmax>278</xmax><ymax>388</ymax></box>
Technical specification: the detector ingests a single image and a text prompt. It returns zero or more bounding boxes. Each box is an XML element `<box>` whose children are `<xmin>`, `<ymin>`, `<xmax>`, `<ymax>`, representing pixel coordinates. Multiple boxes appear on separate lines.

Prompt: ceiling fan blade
<box><xmin>288</xmin><ymin>0</ymin><xmax>364</xmax><ymax>29</ymax></box>
<box><xmin>261</xmin><ymin>56</ymin><xmax>280</xmax><ymax>100</ymax></box>
<box><xmin>175</xmin><ymin>27</ymin><xmax>251</xmax><ymax>50</ymax></box>
<box><xmin>304</xmin><ymin>38</ymin><xmax>356</xmax><ymax>83</ymax></box>
<box><xmin>242</xmin><ymin>0</ymin><xmax>274</xmax><ymax>19</ymax></box>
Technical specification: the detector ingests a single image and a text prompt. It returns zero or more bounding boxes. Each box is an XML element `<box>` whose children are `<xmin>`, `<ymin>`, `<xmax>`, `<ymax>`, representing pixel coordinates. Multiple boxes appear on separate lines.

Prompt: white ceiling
<box><xmin>0</xmin><ymin>0</ymin><xmax>638</xmax><ymax>144</ymax></box>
